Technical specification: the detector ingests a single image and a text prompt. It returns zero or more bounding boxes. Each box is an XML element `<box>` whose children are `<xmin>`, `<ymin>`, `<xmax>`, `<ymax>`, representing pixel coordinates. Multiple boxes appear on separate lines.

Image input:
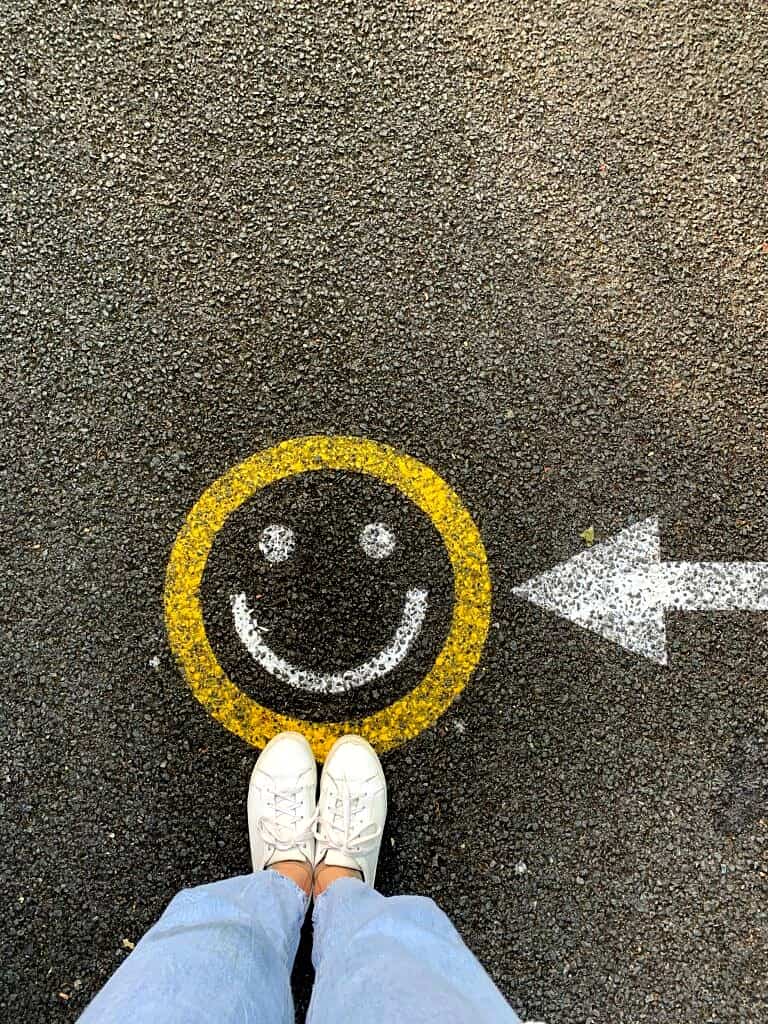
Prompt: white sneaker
<box><xmin>247</xmin><ymin>732</ymin><xmax>317</xmax><ymax>873</ymax></box>
<box><xmin>314</xmin><ymin>735</ymin><xmax>387</xmax><ymax>887</ymax></box>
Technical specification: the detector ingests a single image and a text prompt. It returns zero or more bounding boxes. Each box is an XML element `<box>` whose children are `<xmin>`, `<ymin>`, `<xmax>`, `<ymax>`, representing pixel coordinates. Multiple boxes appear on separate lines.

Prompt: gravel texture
<box><xmin>2</xmin><ymin>1</ymin><xmax>767</xmax><ymax>1021</ymax></box>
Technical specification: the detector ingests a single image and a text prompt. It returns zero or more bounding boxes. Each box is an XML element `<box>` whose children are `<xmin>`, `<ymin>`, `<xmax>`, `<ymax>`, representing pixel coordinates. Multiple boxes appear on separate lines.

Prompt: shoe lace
<box><xmin>314</xmin><ymin>776</ymin><xmax>381</xmax><ymax>858</ymax></box>
<box><xmin>257</xmin><ymin>787</ymin><xmax>316</xmax><ymax>851</ymax></box>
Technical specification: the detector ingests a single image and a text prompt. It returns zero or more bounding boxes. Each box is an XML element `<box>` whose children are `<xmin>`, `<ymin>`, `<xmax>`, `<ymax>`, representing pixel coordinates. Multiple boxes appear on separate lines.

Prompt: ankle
<box><xmin>270</xmin><ymin>860</ymin><xmax>313</xmax><ymax>897</ymax></box>
<box><xmin>313</xmin><ymin>863</ymin><xmax>363</xmax><ymax>897</ymax></box>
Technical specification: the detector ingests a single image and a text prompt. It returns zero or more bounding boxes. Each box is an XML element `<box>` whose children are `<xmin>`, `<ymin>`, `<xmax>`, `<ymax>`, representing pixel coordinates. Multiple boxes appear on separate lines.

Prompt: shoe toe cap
<box><xmin>256</xmin><ymin>732</ymin><xmax>316</xmax><ymax>776</ymax></box>
<box><xmin>326</xmin><ymin>736</ymin><xmax>384</xmax><ymax>784</ymax></box>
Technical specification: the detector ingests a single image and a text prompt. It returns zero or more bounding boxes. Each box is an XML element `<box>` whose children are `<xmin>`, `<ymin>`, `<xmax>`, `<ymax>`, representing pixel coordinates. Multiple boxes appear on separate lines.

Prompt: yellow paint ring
<box><xmin>164</xmin><ymin>436</ymin><xmax>491</xmax><ymax>760</ymax></box>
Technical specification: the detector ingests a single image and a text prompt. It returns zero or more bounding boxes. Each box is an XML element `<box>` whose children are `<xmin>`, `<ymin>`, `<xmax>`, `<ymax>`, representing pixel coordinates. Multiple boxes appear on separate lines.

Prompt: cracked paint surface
<box><xmin>165</xmin><ymin>436</ymin><xmax>491</xmax><ymax>759</ymax></box>
<box><xmin>230</xmin><ymin>587</ymin><xmax>429</xmax><ymax>694</ymax></box>
<box><xmin>514</xmin><ymin>517</ymin><xmax>768</xmax><ymax>665</ymax></box>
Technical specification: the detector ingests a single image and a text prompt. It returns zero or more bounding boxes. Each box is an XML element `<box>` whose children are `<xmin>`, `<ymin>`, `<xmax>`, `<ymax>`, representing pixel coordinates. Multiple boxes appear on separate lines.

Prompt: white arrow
<box><xmin>513</xmin><ymin>517</ymin><xmax>768</xmax><ymax>665</ymax></box>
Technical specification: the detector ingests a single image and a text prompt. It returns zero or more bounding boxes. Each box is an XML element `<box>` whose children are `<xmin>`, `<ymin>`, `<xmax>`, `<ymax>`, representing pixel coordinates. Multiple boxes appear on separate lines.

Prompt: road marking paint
<box><xmin>231</xmin><ymin>587</ymin><xmax>429</xmax><ymax>694</ymax></box>
<box><xmin>359</xmin><ymin>521</ymin><xmax>396</xmax><ymax>560</ymax></box>
<box><xmin>164</xmin><ymin>436</ymin><xmax>491</xmax><ymax>759</ymax></box>
<box><xmin>258</xmin><ymin>523</ymin><xmax>296</xmax><ymax>563</ymax></box>
<box><xmin>514</xmin><ymin>516</ymin><xmax>768</xmax><ymax>664</ymax></box>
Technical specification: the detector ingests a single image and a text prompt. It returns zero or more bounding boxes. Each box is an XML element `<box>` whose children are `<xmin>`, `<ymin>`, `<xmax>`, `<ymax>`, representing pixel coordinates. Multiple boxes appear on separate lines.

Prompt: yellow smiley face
<box><xmin>164</xmin><ymin>435</ymin><xmax>491</xmax><ymax>760</ymax></box>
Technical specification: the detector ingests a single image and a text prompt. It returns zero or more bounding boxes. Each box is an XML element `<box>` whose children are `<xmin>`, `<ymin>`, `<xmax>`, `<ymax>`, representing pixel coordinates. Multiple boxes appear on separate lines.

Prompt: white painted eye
<box><xmin>259</xmin><ymin>524</ymin><xmax>295</xmax><ymax>563</ymax></box>
<box><xmin>359</xmin><ymin>522</ymin><xmax>396</xmax><ymax>560</ymax></box>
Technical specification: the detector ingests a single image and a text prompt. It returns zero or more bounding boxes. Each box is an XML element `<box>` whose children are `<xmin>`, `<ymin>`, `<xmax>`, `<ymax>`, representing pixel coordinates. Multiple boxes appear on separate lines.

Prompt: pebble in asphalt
<box><xmin>2</xmin><ymin>1</ymin><xmax>767</xmax><ymax>1021</ymax></box>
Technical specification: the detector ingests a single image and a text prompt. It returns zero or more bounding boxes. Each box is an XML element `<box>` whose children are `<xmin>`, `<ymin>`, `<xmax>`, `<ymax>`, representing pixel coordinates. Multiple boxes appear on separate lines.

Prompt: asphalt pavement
<box><xmin>2</xmin><ymin>2</ymin><xmax>767</xmax><ymax>1021</ymax></box>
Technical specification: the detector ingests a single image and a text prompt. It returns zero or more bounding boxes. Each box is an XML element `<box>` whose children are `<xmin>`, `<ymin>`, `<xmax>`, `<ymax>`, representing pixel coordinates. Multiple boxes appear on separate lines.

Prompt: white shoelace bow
<box><xmin>257</xmin><ymin>789</ymin><xmax>315</xmax><ymax>851</ymax></box>
<box><xmin>314</xmin><ymin>777</ymin><xmax>381</xmax><ymax>857</ymax></box>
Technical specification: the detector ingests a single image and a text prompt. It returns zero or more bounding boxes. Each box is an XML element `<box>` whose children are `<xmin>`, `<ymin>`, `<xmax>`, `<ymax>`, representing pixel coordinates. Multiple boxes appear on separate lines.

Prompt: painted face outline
<box><xmin>165</xmin><ymin>436</ymin><xmax>492</xmax><ymax>760</ymax></box>
<box><xmin>231</xmin><ymin>518</ymin><xmax>430</xmax><ymax>694</ymax></box>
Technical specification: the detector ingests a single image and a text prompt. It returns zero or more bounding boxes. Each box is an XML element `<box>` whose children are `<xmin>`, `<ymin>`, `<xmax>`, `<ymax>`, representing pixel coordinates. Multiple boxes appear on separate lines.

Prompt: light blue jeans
<box><xmin>78</xmin><ymin>873</ymin><xmax>522</xmax><ymax>1023</ymax></box>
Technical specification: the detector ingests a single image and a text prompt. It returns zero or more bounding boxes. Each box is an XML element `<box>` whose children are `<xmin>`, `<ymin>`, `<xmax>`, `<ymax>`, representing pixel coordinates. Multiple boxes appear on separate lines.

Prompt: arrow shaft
<box><xmin>658</xmin><ymin>562</ymin><xmax>768</xmax><ymax>611</ymax></box>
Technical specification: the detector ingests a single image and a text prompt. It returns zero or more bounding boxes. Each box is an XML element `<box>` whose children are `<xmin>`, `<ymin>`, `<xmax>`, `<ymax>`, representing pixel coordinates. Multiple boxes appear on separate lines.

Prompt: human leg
<box><xmin>308</xmin><ymin>735</ymin><xmax>522</xmax><ymax>1024</ymax></box>
<box><xmin>308</xmin><ymin>877</ymin><xmax>521</xmax><ymax>1024</ymax></box>
<box><xmin>79</xmin><ymin>732</ymin><xmax>318</xmax><ymax>1024</ymax></box>
<box><xmin>78</xmin><ymin>870</ymin><xmax>306</xmax><ymax>1024</ymax></box>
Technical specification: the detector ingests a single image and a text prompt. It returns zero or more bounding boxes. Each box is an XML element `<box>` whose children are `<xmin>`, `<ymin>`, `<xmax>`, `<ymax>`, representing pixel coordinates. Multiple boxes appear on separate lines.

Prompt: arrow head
<box><xmin>513</xmin><ymin>517</ymin><xmax>668</xmax><ymax>665</ymax></box>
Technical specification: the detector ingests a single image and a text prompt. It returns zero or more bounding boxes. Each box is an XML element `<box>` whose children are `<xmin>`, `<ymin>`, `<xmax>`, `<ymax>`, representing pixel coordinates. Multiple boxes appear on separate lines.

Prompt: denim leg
<box><xmin>78</xmin><ymin>871</ymin><xmax>307</xmax><ymax>1024</ymax></box>
<box><xmin>307</xmin><ymin>878</ymin><xmax>521</xmax><ymax>1024</ymax></box>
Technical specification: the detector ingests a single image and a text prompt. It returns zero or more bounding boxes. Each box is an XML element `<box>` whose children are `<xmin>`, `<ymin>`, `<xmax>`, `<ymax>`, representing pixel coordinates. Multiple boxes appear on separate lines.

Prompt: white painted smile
<box><xmin>230</xmin><ymin>587</ymin><xmax>429</xmax><ymax>695</ymax></box>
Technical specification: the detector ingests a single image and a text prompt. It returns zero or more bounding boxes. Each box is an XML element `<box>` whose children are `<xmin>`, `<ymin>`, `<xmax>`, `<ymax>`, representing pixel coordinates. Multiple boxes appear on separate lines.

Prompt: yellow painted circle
<box><xmin>164</xmin><ymin>436</ymin><xmax>491</xmax><ymax>760</ymax></box>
